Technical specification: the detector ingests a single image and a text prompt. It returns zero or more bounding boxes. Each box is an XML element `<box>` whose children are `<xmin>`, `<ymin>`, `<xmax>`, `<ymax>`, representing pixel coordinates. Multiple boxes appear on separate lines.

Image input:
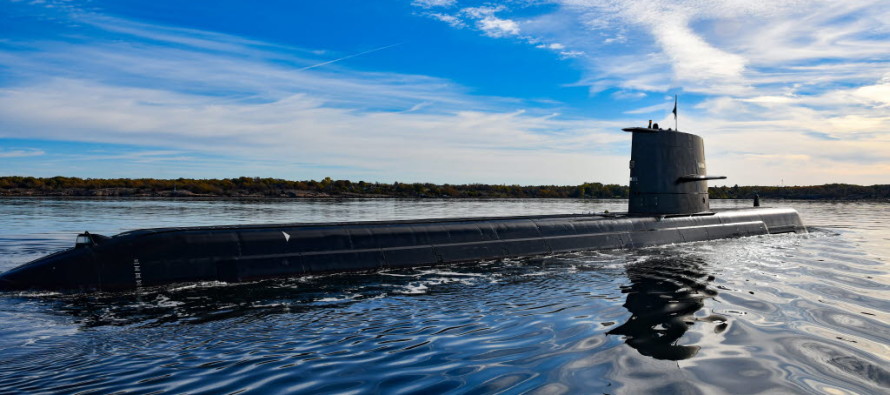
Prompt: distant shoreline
<box><xmin>1</xmin><ymin>176</ymin><xmax>887</xmax><ymax>200</ymax></box>
<box><xmin>3</xmin><ymin>195</ymin><xmax>888</xmax><ymax>202</ymax></box>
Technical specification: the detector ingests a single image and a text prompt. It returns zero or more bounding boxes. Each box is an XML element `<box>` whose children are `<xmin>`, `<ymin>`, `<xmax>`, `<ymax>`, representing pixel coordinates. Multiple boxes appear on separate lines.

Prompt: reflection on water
<box><xmin>608</xmin><ymin>255</ymin><xmax>725</xmax><ymax>360</ymax></box>
<box><xmin>0</xmin><ymin>198</ymin><xmax>888</xmax><ymax>394</ymax></box>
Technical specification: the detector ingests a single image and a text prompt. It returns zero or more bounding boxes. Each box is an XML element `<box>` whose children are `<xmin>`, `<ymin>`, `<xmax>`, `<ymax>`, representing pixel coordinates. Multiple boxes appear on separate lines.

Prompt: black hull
<box><xmin>0</xmin><ymin>207</ymin><xmax>805</xmax><ymax>292</ymax></box>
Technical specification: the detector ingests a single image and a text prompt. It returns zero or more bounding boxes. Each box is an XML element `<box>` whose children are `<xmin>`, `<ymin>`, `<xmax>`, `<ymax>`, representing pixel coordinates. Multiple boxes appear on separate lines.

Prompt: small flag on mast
<box><xmin>672</xmin><ymin>95</ymin><xmax>678</xmax><ymax>131</ymax></box>
<box><xmin>672</xmin><ymin>95</ymin><xmax>677</xmax><ymax>119</ymax></box>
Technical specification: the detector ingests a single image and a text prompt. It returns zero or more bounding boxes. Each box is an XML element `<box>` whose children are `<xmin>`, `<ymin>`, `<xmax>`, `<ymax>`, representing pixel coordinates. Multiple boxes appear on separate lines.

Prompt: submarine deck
<box><xmin>117</xmin><ymin>209</ymin><xmax>750</xmax><ymax>237</ymax></box>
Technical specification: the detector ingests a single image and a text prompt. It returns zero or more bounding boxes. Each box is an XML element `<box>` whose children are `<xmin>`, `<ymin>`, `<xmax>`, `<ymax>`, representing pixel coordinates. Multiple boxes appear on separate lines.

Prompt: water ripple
<box><xmin>0</xmin><ymin>199</ymin><xmax>888</xmax><ymax>393</ymax></box>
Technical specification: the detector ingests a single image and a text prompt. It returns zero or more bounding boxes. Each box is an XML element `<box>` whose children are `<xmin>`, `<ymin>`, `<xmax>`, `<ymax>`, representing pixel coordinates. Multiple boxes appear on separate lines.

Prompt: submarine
<box><xmin>0</xmin><ymin>126</ymin><xmax>805</xmax><ymax>292</ymax></box>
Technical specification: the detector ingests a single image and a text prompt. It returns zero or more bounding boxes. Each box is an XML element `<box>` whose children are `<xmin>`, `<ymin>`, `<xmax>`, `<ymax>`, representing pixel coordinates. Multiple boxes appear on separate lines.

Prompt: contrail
<box><xmin>298</xmin><ymin>43</ymin><xmax>403</xmax><ymax>71</ymax></box>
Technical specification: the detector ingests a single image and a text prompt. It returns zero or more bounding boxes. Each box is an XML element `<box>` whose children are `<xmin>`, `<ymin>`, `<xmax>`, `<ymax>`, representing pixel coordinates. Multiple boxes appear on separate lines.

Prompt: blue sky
<box><xmin>1</xmin><ymin>0</ymin><xmax>888</xmax><ymax>185</ymax></box>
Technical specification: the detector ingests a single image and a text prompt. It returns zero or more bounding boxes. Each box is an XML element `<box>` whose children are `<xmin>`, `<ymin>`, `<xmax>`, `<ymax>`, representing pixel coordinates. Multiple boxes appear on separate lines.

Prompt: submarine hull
<box><xmin>0</xmin><ymin>207</ymin><xmax>805</xmax><ymax>292</ymax></box>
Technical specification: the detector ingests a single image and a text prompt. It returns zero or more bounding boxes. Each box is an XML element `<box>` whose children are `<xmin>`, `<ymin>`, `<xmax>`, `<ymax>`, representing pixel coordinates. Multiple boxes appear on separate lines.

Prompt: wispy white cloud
<box><xmin>412</xmin><ymin>0</ymin><xmax>457</xmax><ymax>9</ymax></box>
<box><xmin>624</xmin><ymin>102</ymin><xmax>671</xmax><ymax>115</ymax></box>
<box><xmin>533</xmin><ymin>42</ymin><xmax>584</xmax><ymax>58</ymax></box>
<box><xmin>537</xmin><ymin>43</ymin><xmax>565</xmax><ymax>50</ymax></box>
<box><xmin>1</xmin><ymin>20</ymin><xmax>480</xmax><ymax>114</ymax></box>
<box><xmin>462</xmin><ymin>6</ymin><xmax>522</xmax><ymax>38</ymax></box>
<box><xmin>412</xmin><ymin>0</ymin><xmax>890</xmax><ymax>184</ymax></box>
<box><xmin>0</xmin><ymin>148</ymin><xmax>45</xmax><ymax>158</ymax></box>
<box><xmin>428</xmin><ymin>13</ymin><xmax>466</xmax><ymax>28</ymax></box>
<box><xmin>558</xmin><ymin>0</ymin><xmax>890</xmax><ymax>96</ymax></box>
<box><xmin>0</xmin><ymin>6</ymin><xmax>630</xmax><ymax>184</ymax></box>
<box><xmin>851</xmin><ymin>76</ymin><xmax>890</xmax><ymax>108</ymax></box>
<box><xmin>611</xmin><ymin>90</ymin><xmax>646</xmax><ymax>100</ymax></box>
<box><xmin>0</xmin><ymin>78</ymin><xmax>628</xmax><ymax>183</ymax></box>
<box><xmin>477</xmin><ymin>16</ymin><xmax>521</xmax><ymax>38</ymax></box>
<box><xmin>557</xmin><ymin>50</ymin><xmax>584</xmax><ymax>58</ymax></box>
<box><xmin>418</xmin><ymin>4</ymin><xmax>590</xmax><ymax>59</ymax></box>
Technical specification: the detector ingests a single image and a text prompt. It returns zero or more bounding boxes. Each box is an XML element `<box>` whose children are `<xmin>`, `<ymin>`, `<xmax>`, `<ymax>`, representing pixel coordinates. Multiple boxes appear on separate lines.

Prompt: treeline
<box><xmin>0</xmin><ymin>176</ymin><xmax>627</xmax><ymax>199</ymax></box>
<box><xmin>0</xmin><ymin>176</ymin><xmax>887</xmax><ymax>200</ymax></box>
<box><xmin>709</xmin><ymin>183</ymin><xmax>890</xmax><ymax>200</ymax></box>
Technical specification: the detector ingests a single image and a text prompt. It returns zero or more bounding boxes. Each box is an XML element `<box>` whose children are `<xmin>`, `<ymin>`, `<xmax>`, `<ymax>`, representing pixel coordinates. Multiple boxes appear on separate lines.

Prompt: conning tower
<box><xmin>622</xmin><ymin>127</ymin><xmax>726</xmax><ymax>215</ymax></box>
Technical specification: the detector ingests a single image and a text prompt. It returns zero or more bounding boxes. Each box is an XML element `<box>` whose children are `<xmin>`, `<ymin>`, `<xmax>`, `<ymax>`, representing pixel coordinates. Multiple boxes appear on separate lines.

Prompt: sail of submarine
<box><xmin>0</xmin><ymin>126</ymin><xmax>806</xmax><ymax>292</ymax></box>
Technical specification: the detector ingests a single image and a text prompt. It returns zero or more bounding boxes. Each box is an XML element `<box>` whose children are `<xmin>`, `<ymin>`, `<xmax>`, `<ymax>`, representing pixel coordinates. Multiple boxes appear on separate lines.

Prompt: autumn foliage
<box><xmin>0</xmin><ymin>176</ymin><xmax>886</xmax><ymax>200</ymax></box>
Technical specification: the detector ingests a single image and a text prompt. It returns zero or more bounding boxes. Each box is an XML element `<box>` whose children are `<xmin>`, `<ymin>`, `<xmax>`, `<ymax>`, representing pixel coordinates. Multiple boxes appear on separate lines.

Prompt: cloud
<box><xmin>624</xmin><ymin>102</ymin><xmax>671</xmax><ymax>114</ymax></box>
<box><xmin>851</xmin><ymin>77</ymin><xmax>890</xmax><ymax>108</ymax></box>
<box><xmin>612</xmin><ymin>90</ymin><xmax>647</xmax><ymax>100</ymax></box>
<box><xmin>539</xmin><ymin>0</ymin><xmax>890</xmax><ymax>97</ymax></box>
<box><xmin>477</xmin><ymin>16</ymin><xmax>521</xmax><ymax>38</ymax></box>
<box><xmin>412</xmin><ymin>0</ymin><xmax>456</xmax><ymax>8</ymax></box>
<box><xmin>428</xmin><ymin>13</ymin><xmax>465</xmax><ymax>28</ymax></box>
<box><xmin>534</xmin><ymin>42</ymin><xmax>583</xmax><ymax>58</ymax></box>
<box><xmin>558</xmin><ymin>50</ymin><xmax>584</xmax><ymax>58</ymax></box>
<box><xmin>419</xmin><ymin>5</ymin><xmax>526</xmax><ymax>40</ymax></box>
<box><xmin>0</xmin><ymin>10</ymin><xmax>628</xmax><ymax>183</ymax></box>
<box><xmin>462</xmin><ymin>6</ymin><xmax>521</xmax><ymax>38</ymax></box>
<box><xmin>412</xmin><ymin>0</ymin><xmax>890</xmax><ymax>184</ymax></box>
<box><xmin>0</xmin><ymin>149</ymin><xmax>45</xmax><ymax>158</ymax></box>
<box><xmin>0</xmin><ymin>18</ymin><xmax>483</xmax><ymax>114</ymax></box>
<box><xmin>0</xmin><ymin>78</ymin><xmax>628</xmax><ymax>183</ymax></box>
<box><xmin>0</xmin><ymin>18</ymin><xmax>629</xmax><ymax>186</ymax></box>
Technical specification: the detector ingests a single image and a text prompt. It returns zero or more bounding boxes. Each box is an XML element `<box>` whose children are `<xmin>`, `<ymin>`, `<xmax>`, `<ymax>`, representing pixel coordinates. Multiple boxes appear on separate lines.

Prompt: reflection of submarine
<box><xmin>0</xmin><ymin>127</ymin><xmax>805</xmax><ymax>292</ymax></box>
<box><xmin>608</xmin><ymin>255</ymin><xmax>724</xmax><ymax>360</ymax></box>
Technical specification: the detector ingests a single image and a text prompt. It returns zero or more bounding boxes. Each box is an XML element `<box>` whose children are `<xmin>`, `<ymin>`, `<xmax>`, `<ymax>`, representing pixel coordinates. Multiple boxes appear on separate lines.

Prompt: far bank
<box><xmin>1</xmin><ymin>176</ymin><xmax>887</xmax><ymax>200</ymax></box>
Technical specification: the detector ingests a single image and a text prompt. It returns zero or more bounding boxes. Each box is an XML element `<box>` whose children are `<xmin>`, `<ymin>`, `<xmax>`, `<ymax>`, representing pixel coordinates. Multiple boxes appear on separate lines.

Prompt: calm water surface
<box><xmin>0</xmin><ymin>198</ymin><xmax>887</xmax><ymax>394</ymax></box>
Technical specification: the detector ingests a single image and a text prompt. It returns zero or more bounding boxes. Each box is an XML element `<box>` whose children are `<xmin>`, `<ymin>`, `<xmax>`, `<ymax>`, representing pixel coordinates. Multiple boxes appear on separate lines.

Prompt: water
<box><xmin>0</xmin><ymin>198</ymin><xmax>887</xmax><ymax>394</ymax></box>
